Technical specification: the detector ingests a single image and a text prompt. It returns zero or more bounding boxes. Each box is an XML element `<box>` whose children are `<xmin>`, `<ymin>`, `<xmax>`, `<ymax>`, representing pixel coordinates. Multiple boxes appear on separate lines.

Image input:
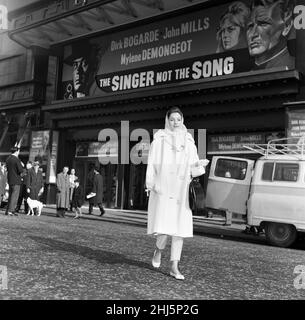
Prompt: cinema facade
<box><xmin>6</xmin><ymin>0</ymin><xmax>305</xmax><ymax>209</ymax></box>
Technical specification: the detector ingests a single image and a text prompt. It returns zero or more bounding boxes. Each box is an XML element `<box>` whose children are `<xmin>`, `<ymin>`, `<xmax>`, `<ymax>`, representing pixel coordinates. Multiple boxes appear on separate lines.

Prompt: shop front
<box><xmin>73</xmin><ymin>141</ymin><xmax>120</xmax><ymax>208</ymax></box>
<box><xmin>61</xmin><ymin>130</ymin><xmax>149</xmax><ymax>210</ymax></box>
<box><xmin>7</xmin><ymin>0</ymin><xmax>303</xmax><ymax>209</ymax></box>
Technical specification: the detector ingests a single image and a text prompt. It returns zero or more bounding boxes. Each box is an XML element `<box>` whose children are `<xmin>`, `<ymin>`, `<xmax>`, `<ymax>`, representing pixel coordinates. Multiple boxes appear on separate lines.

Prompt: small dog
<box><xmin>26</xmin><ymin>198</ymin><xmax>44</xmax><ymax>216</ymax></box>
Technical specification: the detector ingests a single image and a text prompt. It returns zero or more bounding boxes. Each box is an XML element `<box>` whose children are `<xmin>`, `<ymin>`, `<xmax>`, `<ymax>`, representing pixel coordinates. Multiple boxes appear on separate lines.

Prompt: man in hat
<box><xmin>64</xmin><ymin>41</ymin><xmax>100</xmax><ymax>98</ymax></box>
<box><xmin>5</xmin><ymin>146</ymin><xmax>24</xmax><ymax>216</ymax></box>
<box><xmin>26</xmin><ymin>159</ymin><xmax>44</xmax><ymax>214</ymax></box>
<box><xmin>88</xmin><ymin>166</ymin><xmax>105</xmax><ymax>216</ymax></box>
<box><xmin>15</xmin><ymin>160</ymin><xmax>32</xmax><ymax>214</ymax></box>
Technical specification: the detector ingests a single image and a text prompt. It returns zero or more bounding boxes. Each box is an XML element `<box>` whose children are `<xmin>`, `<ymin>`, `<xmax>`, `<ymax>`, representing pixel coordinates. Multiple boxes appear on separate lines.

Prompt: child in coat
<box><xmin>71</xmin><ymin>179</ymin><xmax>84</xmax><ymax>219</ymax></box>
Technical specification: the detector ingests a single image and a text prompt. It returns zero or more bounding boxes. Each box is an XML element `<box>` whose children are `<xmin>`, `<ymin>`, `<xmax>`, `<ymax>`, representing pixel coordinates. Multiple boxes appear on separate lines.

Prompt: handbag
<box><xmin>189</xmin><ymin>178</ymin><xmax>205</xmax><ymax>214</ymax></box>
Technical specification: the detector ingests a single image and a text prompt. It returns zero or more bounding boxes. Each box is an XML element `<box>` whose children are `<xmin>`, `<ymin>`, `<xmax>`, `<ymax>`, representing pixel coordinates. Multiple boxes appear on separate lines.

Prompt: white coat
<box><xmin>146</xmin><ymin>129</ymin><xmax>201</xmax><ymax>238</ymax></box>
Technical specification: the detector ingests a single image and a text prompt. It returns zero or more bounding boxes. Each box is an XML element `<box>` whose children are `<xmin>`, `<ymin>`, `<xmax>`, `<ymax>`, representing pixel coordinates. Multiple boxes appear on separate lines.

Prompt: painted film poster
<box><xmin>61</xmin><ymin>0</ymin><xmax>296</xmax><ymax>99</ymax></box>
<box><xmin>208</xmin><ymin>132</ymin><xmax>285</xmax><ymax>154</ymax></box>
<box><xmin>287</xmin><ymin>110</ymin><xmax>305</xmax><ymax>139</ymax></box>
<box><xmin>29</xmin><ymin>131</ymin><xmax>50</xmax><ymax>166</ymax></box>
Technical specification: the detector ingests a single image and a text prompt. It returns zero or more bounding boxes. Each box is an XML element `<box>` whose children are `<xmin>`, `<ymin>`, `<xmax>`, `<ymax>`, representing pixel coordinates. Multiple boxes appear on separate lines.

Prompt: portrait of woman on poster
<box><xmin>145</xmin><ymin>107</ymin><xmax>208</xmax><ymax>280</ymax></box>
<box><xmin>216</xmin><ymin>1</ymin><xmax>250</xmax><ymax>53</ymax></box>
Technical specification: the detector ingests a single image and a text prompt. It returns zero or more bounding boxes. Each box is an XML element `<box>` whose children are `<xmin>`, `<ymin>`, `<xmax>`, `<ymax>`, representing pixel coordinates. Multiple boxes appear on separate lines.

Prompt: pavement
<box><xmin>30</xmin><ymin>204</ymin><xmax>267</xmax><ymax>245</ymax></box>
<box><xmin>1</xmin><ymin>208</ymin><xmax>304</xmax><ymax>300</ymax></box>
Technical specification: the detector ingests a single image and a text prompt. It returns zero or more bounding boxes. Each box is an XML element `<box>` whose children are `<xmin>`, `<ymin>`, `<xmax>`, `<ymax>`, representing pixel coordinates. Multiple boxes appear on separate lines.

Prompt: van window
<box><xmin>262</xmin><ymin>163</ymin><xmax>274</xmax><ymax>181</ymax></box>
<box><xmin>215</xmin><ymin>159</ymin><xmax>248</xmax><ymax>180</ymax></box>
<box><xmin>274</xmin><ymin>163</ymin><xmax>299</xmax><ymax>182</ymax></box>
<box><xmin>262</xmin><ymin>162</ymin><xmax>299</xmax><ymax>182</ymax></box>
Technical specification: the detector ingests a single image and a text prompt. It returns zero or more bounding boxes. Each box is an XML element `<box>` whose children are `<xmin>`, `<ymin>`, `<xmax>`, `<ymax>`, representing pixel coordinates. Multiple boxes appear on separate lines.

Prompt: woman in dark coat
<box><xmin>88</xmin><ymin>167</ymin><xmax>105</xmax><ymax>216</ymax></box>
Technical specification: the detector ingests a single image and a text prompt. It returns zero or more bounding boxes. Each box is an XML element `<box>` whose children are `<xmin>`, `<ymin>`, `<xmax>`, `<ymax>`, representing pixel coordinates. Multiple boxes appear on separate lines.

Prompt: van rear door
<box><xmin>205</xmin><ymin>156</ymin><xmax>254</xmax><ymax>215</ymax></box>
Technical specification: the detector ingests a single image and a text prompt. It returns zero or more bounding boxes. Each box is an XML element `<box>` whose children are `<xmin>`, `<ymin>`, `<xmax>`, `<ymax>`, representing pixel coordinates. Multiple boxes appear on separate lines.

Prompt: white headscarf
<box><xmin>163</xmin><ymin>112</ymin><xmax>188</xmax><ymax>152</ymax></box>
<box><xmin>148</xmin><ymin>111</ymin><xmax>192</xmax><ymax>195</ymax></box>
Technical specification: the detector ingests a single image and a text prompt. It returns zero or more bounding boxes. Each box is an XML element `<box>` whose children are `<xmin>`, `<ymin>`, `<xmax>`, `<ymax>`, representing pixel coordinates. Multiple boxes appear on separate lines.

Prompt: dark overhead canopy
<box><xmin>8</xmin><ymin>0</ymin><xmax>207</xmax><ymax>49</ymax></box>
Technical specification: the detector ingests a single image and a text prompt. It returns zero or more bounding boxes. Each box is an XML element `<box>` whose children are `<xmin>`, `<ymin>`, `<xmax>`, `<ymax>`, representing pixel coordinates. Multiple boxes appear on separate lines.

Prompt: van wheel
<box><xmin>265</xmin><ymin>222</ymin><xmax>297</xmax><ymax>248</ymax></box>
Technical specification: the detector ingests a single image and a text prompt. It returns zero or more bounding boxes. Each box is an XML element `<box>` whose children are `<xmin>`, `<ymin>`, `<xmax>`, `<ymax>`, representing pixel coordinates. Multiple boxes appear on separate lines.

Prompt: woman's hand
<box><xmin>145</xmin><ymin>183</ymin><xmax>162</xmax><ymax>195</ymax></box>
<box><xmin>196</xmin><ymin>159</ymin><xmax>209</xmax><ymax>167</ymax></box>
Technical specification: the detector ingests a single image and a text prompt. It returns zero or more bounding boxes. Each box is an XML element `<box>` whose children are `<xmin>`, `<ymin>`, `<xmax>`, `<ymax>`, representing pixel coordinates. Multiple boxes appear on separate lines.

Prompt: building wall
<box><xmin>0</xmin><ymin>25</ymin><xmax>49</xmax><ymax>163</ymax></box>
<box><xmin>295</xmin><ymin>0</ymin><xmax>305</xmax><ymax>99</ymax></box>
<box><xmin>2</xmin><ymin>0</ymin><xmax>43</xmax><ymax>12</ymax></box>
<box><xmin>0</xmin><ymin>30</ymin><xmax>28</xmax><ymax>86</ymax></box>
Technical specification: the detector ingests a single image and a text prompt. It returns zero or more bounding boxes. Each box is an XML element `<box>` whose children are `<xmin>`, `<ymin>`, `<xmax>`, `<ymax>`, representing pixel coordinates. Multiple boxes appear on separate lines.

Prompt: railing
<box><xmin>243</xmin><ymin>136</ymin><xmax>305</xmax><ymax>160</ymax></box>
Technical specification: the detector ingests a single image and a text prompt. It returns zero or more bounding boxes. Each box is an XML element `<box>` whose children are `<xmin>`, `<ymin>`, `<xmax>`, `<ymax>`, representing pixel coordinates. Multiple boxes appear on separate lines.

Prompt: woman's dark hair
<box><xmin>166</xmin><ymin>107</ymin><xmax>183</xmax><ymax>119</ymax></box>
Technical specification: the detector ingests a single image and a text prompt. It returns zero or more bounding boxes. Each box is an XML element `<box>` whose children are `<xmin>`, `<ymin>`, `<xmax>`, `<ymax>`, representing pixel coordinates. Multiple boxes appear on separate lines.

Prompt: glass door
<box><xmin>128</xmin><ymin>163</ymin><xmax>147</xmax><ymax>210</ymax></box>
<box><xmin>101</xmin><ymin>163</ymin><xmax>118</xmax><ymax>208</ymax></box>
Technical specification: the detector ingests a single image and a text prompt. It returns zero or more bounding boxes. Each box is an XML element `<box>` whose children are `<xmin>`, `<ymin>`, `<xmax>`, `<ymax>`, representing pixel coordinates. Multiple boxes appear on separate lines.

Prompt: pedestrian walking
<box><xmin>56</xmin><ymin>166</ymin><xmax>70</xmax><ymax>218</ymax></box>
<box><xmin>88</xmin><ymin>166</ymin><xmax>105</xmax><ymax>216</ymax></box>
<box><xmin>5</xmin><ymin>146</ymin><xmax>24</xmax><ymax>216</ymax></box>
<box><xmin>86</xmin><ymin>164</ymin><xmax>95</xmax><ymax>196</ymax></box>
<box><xmin>69</xmin><ymin>168</ymin><xmax>78</xmax><ymax>211</ymax></box>
<box><xmin>72</xmin><ymin>179</ymin><xmax>84</xmax><ymax>219</ymax></box>
<box><xmin>26</xmin><ymin>160</ymin><xmax>44</xmax><ymax>214</ymax></box>
<box><xmin>16</xmin><ymin>161</ymin><xmax>32</xmax><ymax>214</ymax></box>
<box><xmin>0</xmin><ymin>162</ymin><xmax>7</xmax><ymax>208</ymax></box>
<box><xmin>146</xmin><ymin>107</ymin><xmax>208</xmax><ymax>280</ymax></box>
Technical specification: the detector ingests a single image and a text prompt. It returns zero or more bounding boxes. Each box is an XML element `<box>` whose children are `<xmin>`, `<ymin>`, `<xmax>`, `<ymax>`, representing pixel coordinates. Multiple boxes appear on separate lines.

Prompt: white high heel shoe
<box><xmin>152</xmin><ymin>249</ymin><xmax>161</xmax><ymax>268</ymax></box>
<box><xmin>169</xmin><ymin>271</ymin><xmax>185</xmax><ymax>280</ymax></box>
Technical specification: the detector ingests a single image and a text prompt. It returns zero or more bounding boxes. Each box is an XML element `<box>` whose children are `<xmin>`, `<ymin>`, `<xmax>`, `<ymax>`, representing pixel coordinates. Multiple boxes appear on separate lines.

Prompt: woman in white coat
<box><xmin>146</xmin><ymin>107</ymin><xmax>207</xmax><ymax>280</ymax></box>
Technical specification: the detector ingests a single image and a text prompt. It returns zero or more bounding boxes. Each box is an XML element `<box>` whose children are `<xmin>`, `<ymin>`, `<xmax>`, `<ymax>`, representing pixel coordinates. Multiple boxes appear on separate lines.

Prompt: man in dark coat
<box><xmin>16</xmin><ymin>161</ymin><xmax>32</xmax><ymax>213</ymax></box>
<box><xmin>86</xmin><ymin>165</ymin><xmax>95</xmax><ymax>196</ymax></box>
<box><xmin>88</xmin><ymin>167</ymin><xmax>105</xmax><ymax>216</ymax></box>
<box><xmin>5</xmin><ymin>147</ymin><xmax>24</xmax><ymax>216</ymax></box>
<box><xmin>26</xmin><ymin>160</ymin><xmax>44</xmax><ymax>203</ymax></box>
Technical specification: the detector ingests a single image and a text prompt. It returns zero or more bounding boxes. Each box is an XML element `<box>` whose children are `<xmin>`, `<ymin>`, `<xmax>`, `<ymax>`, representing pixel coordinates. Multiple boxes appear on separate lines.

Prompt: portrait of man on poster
<box><xmin>63</xmin><ymin>40</ymin><xmax>100</xmax><ymax>98</ymax></box>
<box><xmin>246</xmin><ymin>0</ymin><xmax>295</xmax><ymax>70</ymax></box>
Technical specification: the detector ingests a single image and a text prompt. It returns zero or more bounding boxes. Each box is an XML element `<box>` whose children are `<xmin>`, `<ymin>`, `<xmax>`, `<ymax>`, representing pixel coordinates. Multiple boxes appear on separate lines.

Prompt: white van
<box><xmin>205</xmin><ymin>137</ymin><xmax>305</xmax><ymax>248</ymax></box>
